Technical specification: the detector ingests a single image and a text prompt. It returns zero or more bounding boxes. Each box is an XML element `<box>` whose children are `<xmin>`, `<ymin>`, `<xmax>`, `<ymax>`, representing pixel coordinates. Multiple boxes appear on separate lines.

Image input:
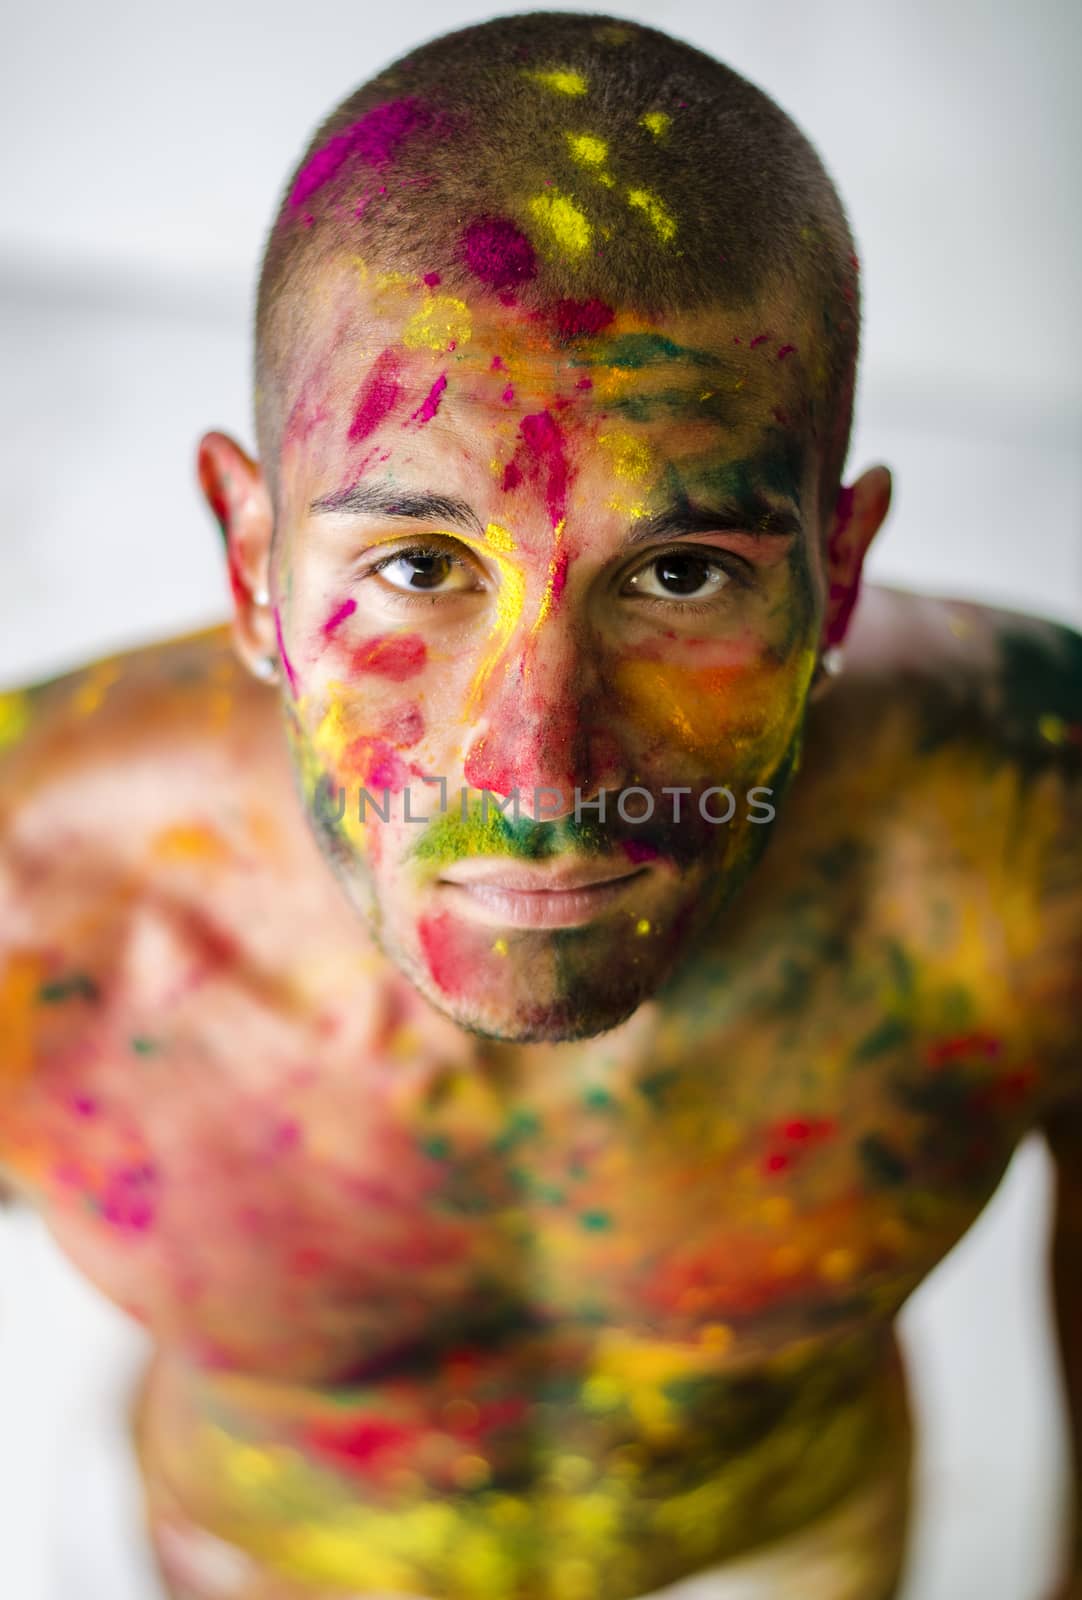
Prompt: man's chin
<box><xmin>411</xmin><ymin>978</ymin><xmax>651</xmax><ymax>1045</ymax></box>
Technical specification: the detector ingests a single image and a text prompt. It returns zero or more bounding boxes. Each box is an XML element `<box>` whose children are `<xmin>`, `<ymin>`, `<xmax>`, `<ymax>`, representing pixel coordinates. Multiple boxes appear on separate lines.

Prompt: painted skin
<box><xmin>2</xmin><ymin>272</ymin><xmax>1082</xmax><ymax>1600</ymax></box>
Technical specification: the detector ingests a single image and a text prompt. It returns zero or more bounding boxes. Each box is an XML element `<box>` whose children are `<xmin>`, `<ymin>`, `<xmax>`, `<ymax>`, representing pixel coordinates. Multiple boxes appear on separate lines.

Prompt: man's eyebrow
<box><xmin>309</xmin><ymin>483</ymin><xmax>484</xmax><ymax>534</ymax></box>
<box><xmin>626</xmin><ymin>495</ymin><xmax>803</xmax><ymax>546</ymax></box>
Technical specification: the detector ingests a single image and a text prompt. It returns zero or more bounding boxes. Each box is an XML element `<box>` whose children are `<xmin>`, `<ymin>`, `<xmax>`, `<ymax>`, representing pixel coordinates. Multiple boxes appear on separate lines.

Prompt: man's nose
<box><xmin>461</xmin><ymin>619</ymin><xmax>624</xmax><ymax>816</ymax></box>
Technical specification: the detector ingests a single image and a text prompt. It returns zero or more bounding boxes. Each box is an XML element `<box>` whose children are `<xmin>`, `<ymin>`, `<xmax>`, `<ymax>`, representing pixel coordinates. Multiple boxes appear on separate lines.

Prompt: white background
<box><xmin>0</xmin><ymin>2</ymin><xmax>1080</xmax><ymax>1597</ymax></box>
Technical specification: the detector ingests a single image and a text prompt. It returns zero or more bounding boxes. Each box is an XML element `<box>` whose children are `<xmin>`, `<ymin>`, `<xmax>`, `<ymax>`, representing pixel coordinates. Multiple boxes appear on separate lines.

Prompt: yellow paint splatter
<box><xmin>492</xmin><ymin>937</ymin><xmax>508</xmax><ymax>957</ymax></box>
<box><xmin>150</xmin><ymin>823</ymin><xmax>231</xmax><ymax>865</ymax></box>
<box><xmin>529</xmin><ymin>69</ymin><xmax>588</xmax><ymax>96</ymax></box>
<box><xmin>528</xmin><ymin>191</ymin><xmax>592</xmax><ymax>257</ymax></box>
<box><xmin>484</xmin><ymin>521</ymin><xmax>516</xmax><ymax>552</ymax></box>
<box><xmin>635</xmin><ymin>918</ymin><xmax>651</xmax><ymax>936</ymax></box>
<box><xmin>566</xmin><ymin>132</ymin><xmax>608</xmax><ymax>167</ymax></box>
<box><xmin>0</xmin><ymin>955</ymin><xmax>43</xmax><ymax>1089</ymax></box>
<box><xmin>0</xmin><ymin>691</ymin><xmax>30</xmax><ymax>751</ymax></box>
<box><xmin>819</xmin><ymin>1246</ymin><xmax>858</xmax><ymax>1283</ymax></box>
<box><xmin>1038</xmin><ymin>712</ymin><xmax>1067</xmax><ymax>744</ymax></box>
<box><xmin>598</xmin><ymin>430</ymin><xmax>653</xmax><ymax>483</ymax></box>
<box><xmin>640</xmin><ymin>110</ymin><xmax>671</xmax><ymax>139</ymax></box>
<box><xmin>402</xmin><ymin>295</ymin><xmax>472</xmax><ymax>352</ymax></box>
<box><xmin>700</xmin><ymin>1322</ymin><xmax>734</xmax><ymax>1352</ymax></box>
<box><xmin>531</xmin><ymin>518</ymin><xmax>566</xmax><ymax>634</ymax></box>
<box><xmin>627</xmin><ymin>187</ymin><xmax>677</xmax><ymax>242</ymax></box>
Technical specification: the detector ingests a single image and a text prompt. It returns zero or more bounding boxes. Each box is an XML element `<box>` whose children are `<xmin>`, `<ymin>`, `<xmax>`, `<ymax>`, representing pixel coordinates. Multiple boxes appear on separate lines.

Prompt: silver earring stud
<box><xmin>821</xmin><ymin>645</ymin><xmax>844</xmax><ymax>677</ymax></box>
<box><xmin>252</xmin><ymin>655</ymin><xmax>278</xmax><ymax>682</ymax></box>
<box><xmin>253</xmin><ymin>585</ymin><xmax>270</xmax><ymax>607</ymax></box>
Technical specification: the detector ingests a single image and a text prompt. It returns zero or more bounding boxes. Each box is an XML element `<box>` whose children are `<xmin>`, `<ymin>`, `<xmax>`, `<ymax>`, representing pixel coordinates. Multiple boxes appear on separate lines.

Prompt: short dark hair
<box><xmin>255</xmin><ymin>11</ymin><xmax>860</xmax><ymax>521</ymax></box>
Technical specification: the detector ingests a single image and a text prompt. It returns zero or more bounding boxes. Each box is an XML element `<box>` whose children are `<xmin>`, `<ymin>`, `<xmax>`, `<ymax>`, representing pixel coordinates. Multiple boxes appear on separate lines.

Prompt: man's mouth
<box><xmin>436</xmin><ymin>860</ymin><xmax>649</xmax><ymax>929</ymax></box>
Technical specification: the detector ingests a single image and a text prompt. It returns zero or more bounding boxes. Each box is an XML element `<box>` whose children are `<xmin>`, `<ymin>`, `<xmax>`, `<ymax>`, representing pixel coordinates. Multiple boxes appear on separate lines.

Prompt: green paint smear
<box><xmin>854</xmin><ymin>1016</ymin><xmax>910</xmax><ymax>1062</ymax></box>
<box><xmin>130</xmin><ymin>1036</ymin><xmax>158</xmax><ymax>1055</ymax></box>
<box><xmin>408</xmin><ymin>796</ymin><xmax>609</xmax><ymax>871</ymax></box>
<box><xmin>858</xmin><ymin>1132</ymin><xmax>909</xmax><ymax>1188</ymax></box>
<box><xmin>38</xmin><ymin>974</ymin><xmax>99</xmax><ymax>1005</ymax></box>
<box><xmin>582</xmin><ymin>333</ymin><xmax>718</xmax><ymax>370</ymax></box>
<box><xmin>579</xmin><ymin>1209</ymin><xmax>612</xmax><ymax>1231</ymax></box>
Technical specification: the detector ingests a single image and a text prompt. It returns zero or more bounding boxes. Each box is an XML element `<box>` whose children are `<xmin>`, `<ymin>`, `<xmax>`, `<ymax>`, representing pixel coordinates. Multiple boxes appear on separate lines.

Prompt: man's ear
<box><xmin>821</xmin><ymin>464</ymin><xmax>892</xmax><ymax>649</ymax></box>
<box><xmin>197</xmin><ymin>431</ymin><xmax>277</xmax><ymax>680</ymax></box>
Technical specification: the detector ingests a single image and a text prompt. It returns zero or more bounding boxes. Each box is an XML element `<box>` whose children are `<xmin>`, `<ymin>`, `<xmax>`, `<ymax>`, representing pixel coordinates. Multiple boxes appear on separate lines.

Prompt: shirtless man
<box><xmin>2</xmin><ymin>12</ymin><xmax>1080</xmax><ymax>1600</ymax></box>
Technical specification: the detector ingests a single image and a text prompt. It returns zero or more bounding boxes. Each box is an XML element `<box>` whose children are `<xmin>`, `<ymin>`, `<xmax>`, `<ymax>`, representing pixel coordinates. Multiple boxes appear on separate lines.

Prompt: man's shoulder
<box><xmin>843</xmin><ymin>582</ymin><xmax>1082</xmax><ymax>766</ymax></box>
<box><xmin>0</xmin><ymin>624</ymin><xmax>271</xmax><ymax>793</ymax></box>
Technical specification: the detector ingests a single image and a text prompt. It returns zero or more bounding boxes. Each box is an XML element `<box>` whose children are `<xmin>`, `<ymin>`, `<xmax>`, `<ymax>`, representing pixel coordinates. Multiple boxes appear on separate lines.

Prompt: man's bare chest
<box><xmin>13</xmin><ymin>791</ymin><xmax>1047</xmax><ymax>1383</ymax></box>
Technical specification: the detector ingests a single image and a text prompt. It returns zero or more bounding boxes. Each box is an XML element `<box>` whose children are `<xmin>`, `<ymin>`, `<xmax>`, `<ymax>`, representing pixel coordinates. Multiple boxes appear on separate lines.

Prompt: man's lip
<box><xmin>437</xmin><ymin>860</ymin><xmax>646</xmax><ymax>893</ymax></box>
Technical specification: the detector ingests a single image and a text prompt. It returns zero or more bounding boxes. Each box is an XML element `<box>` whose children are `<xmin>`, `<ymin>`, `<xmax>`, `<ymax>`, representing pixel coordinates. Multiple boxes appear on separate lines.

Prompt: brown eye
<box><xmin>374</xmin><ymin>547</ymin><xmax>476</xmax><ymax>594</ymax></box>
<box><xmin>626</xmin><ymin>553</ymin><xmax>731</xmax><ymax>602</ymax></box>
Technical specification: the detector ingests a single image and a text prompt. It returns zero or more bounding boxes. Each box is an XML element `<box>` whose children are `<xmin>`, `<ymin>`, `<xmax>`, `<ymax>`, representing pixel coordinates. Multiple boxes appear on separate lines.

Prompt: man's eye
<box><xmin>372</xmin><ymin>546</ymin><xmax>475</xmax><ymax>594</ymax></box>
<box><xmin>625</xmin><ymin>552</ymin><xmax>732</xmax><ymax>603</ymax></box>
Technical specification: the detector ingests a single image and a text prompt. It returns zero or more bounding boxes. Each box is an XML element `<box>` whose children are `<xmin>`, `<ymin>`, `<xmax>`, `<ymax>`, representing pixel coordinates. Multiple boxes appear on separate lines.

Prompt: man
<box><xmin>1</xmin><ymin>10</ymin><xmax>1080</xmax><ymax>1599</ymax></box>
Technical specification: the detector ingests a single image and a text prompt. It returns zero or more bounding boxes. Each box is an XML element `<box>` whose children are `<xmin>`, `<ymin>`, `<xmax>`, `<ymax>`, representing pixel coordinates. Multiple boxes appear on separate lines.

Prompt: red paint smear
<box><xmin>459</xmin><ymin>215</ymin><xmax>537</xmax><ymax>290</ymax></box>
<box><xmin>343</xmin><ymin>737</ymin><xmax>411</xmax><ymax>792</ymax></box>
<box><xmin>348</xmin><ymin>348</ymin><xmax>402</xmax><ymax>443</ymax></box>
<box><xmin>547</xmin><ymin>548</ymin><xmax>569</xmax><ymax>608</ymax></box>
<box><xmin>463</xmin><ymin>738</ymin><xmax>517</xmax><ymax>796</ymax></box>
<box><xmin>423</xmin><ymin>271</ymin><xmax>441</xmax><ymax>286</ymax></box>
<box><xmin>925</xmin><ymin>1032</ymin><xmax>1002</xmax><ymax>1069</ymax></box>
<box><xmin>501</xmin><ymin>460</ymin><xmax>523</xmax><ymax>493</ymax></box>
<box><xmin>379</xmin><ymin>702</ymin><xmax>425</xmax><ymax>747</ymax></box>
<box><xmin>289</xmin><ymin>99</ymin><xmax>432</xmax><ymax>208</ymax></box>
<box><xmin>552</xmin><ymin>297</ymin><xmax>615</xmax><ymax>340</ymax></box>
<box><xmin>273</xmin><ymin>607</ymin><xmax>299</xmax><ymax>696</ymax></box>
<box><xmin>823</xmin><ymin>485</ymin><xmax>858</xmax><ymax>648</ymax></box>
<box><xmin>322</xmin><ymin>598</ymin><xmax>357</xmax><ymax>636</ymax></box>
<box><xmin>748</xmin><ymin>333</ymin><xmax>770</xmax><ymax>349</ymax></box>
<box><xmin>408</xmin><ymin>372</ymin><xmax>447</xmax><ymax>426</ymax></box>
<box><xmin>575</xmin><ymin>375</ymin><xmax>593</xmax><ymax>391</ymax></box>
<box><xmin>350</xmin><ymin>633</ymin><xmax>426</xmax><ymax>680</ymax></box>
<box><xmin>621</xmin><ymin>838</ymin><xmax>660</xmax><ymax>865</ymax></box>
<box><xmin>419</xmin><ymin>911</ymin><xmax>471</xmax><ymax>998</ymax></box>
<box><xmin>776</xmin><ymin>344</ymin><xmax>796</xmax><ymax>360</ymax></box>
<box><xmin>304</xmin><ymin>1416</ymin><xmax>416</xmax><ymax>1472</ymax></box>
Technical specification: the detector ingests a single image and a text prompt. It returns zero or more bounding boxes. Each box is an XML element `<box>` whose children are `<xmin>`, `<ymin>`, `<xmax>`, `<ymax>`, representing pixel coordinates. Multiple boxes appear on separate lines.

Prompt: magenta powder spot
<box><xmin>776</xmin><ymin>344</ymin><xmax>797</xmax><ymax>360</ymax></box>
<box><xmin>491</xmin><ymin>354</ymin><xmax>506</xmax><ymax>371</ymax></box>
<box><xmin>518</xmin><ymin>411</ymin><xmax>569</xmax><ymax>528</ymax></box>
<box><xmin>348</xmin><ymin>348</ymin><xmax>402</xmax><ymax>443</ymax></box>
<box><xmin>289</xmin><ymin>99</ymin><xmax>432</xmax><ymax>208</ymax></box>
<box><xmin>748</xmin><ymin>332</ymin><xmax>770</xmax><ymax>349</ymax></box>
<box><xmin>408</xmin><ymin>372</ymin><xmax>447</xmax><ymax>426</ymax></box>
<box><xmin>622</xmin><ymin>838</ymin><xmax>661</xmax><ymax>865</ymax></box>
<box><xmin>379</xmin><ymin>702</ymin><xmax>425</xmax><ymax>747</ymax></box>
<box><xmin>423</xmin><ymin>271</ymin><xmax>441</xmax><ymax>286</ymax></box>
<box><xmin>501</xmin><ymin>385</ymin><xmax>515</xmax><ymax>403</ymax></box>
<box><xmin>101</xmin><ymin>1163</ymin><xmax>158</xmax><ymax>1232</ymax></box>
<box><xmin>344</xmin><ymin>737</ymin><xmax>411</xmax><ymax>792</ymax></box>
<box><xmin>547</xmin><ymin>548</ymin><xmax>570</xmax><ymax>607</ymax></box>
<box><xmin>502</xmin><ymin>461</ymin><xmax>523</xmax><ymax>493</ymax></box>
<box><xmin>273</xmin><ymin>606</ymin><xmax>299</xmax><ymax>696</ymax></box>
<box><xmin>322</xmin><ymin>598</ymin><xmax>357</xmax><ymax>637</ymax></box>
<box><xmin>552</xmin><ymin>298</ymin><xmax>615</xmax><ymax>340</ymax></box>
<box><xmin>460</xmin><ymin>216</ymin><xmax>537</xmax><ymax>290</ymax></box>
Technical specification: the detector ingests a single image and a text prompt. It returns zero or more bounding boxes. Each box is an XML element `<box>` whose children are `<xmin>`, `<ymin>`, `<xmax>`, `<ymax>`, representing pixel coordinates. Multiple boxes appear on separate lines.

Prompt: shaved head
<box><xmin>254</xmin><ymin>11</ymin><xmax>860</xmax><ymax>519</ymax></box>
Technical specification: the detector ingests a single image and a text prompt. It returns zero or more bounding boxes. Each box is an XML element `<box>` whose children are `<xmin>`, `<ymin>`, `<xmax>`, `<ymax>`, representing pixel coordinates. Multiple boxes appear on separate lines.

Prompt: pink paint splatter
<box><xmin>423</xmin><ymin>271</ymin><xmax>441</xmax><ymax>286</ymax></box>
<box><xmin>343</xmin><ymin>737</ymin><xmax>411</xmax><ymax>792</ymax></box>
<box><xmin>824</xmin><ymin>484</ymin><xmax>857</xmax><ymax>647</ymax></box>
<box><xmin>776</xmin><ymin>344</ymin><xmax>796</xmax><ymax>361</ymax></box>
<box><xmin>408</xmin><ymin>372</ymin><xmax>447</xmax><ymax>426</ymax></box>
<box><xmin>348</xmin><ymin>348</ymin><xmax>402</xmax><ymax>443</ymax></box>
<box><xmin>100</xmin><ymin>1163</ymin><xmax>158</xmax><ymax>1232</ymax></box>
<box><xmin>748</xmin><ymin>332</ymin><xmax>770</xmax><ymax>349</ymax></box>
<box><xmin>491</xmin><ymin>354</ymin><xmax>506</xmax><ymax>371</ymax></box>
<box><xmin>322</xmin><ymin>598</ymin><xmax>357</xmax><ymax>637</ymax></box>
<box><xmin>273</xmin><ymin>606</ymin><xmax>299</xmax><ymax>696</ymax></box>
<box><xmin>460</xmin><ymin>216</ymin><xmax>537</xmax><ymax>290</ymax></box>
<box><xmin>552</xmin><ymin>297</ymin><xmax>615</xmax><ymax>340</ymax></box>
<box><xmin>379</xmin><ymin>702</ymin><xmax>425</xmax><ymax>747</ymax></box>
<box><xmin>350</xmin><ymin>633</ymin><xmax>427</xmax><ymax>680</ymax></box>
<box><xmin>289</xmin><ymin>99</ymin><xmax>433</xmax><ymax>208</ymax></box>
<box><xmin>501</xmin><ymin>384</ymin><xmax>515</xmax><ymax>403</ymax></box>
<box><xmin>517</xmin><ymin>411</ymin><xmax>569</xmax><ymax>529</ymax></box>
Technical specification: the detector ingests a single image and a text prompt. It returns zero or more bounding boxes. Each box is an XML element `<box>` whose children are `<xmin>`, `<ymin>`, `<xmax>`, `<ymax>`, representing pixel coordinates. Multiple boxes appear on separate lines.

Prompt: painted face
<box><xmin>268</xmin><ymin>260</ymin><xmax>824</xmax><ymax>1041</ymax></box>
